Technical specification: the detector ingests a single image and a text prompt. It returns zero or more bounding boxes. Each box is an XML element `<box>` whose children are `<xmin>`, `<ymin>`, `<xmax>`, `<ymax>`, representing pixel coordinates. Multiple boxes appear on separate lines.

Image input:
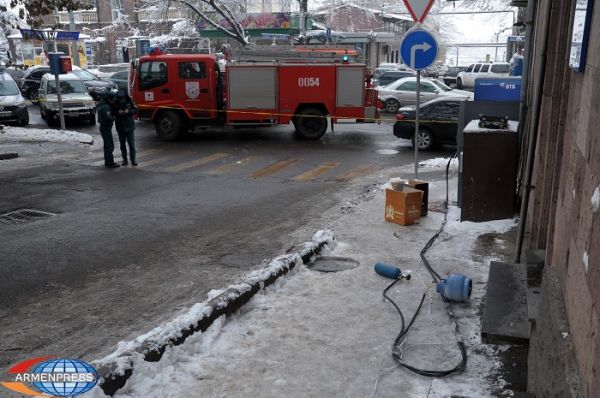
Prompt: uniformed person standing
<box><xmin>114</xmin><ymin>91</ymin><xmax>138</xmax><ymax>166</ymax></box>
<box><xmin>96</xmin><ymin>92</ymin><xmax>119</xmax><ymax>168</ymax></box>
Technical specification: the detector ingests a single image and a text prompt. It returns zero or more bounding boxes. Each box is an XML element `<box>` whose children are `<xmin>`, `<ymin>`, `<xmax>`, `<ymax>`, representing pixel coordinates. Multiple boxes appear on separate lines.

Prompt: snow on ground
<box><xmin>0</xmin><ymin>126</ymin><xmax>93</xmax><ymax>145</ymax></box>
<box><xmin>89</xmin><ymin>176</ymin><xmax>516</xmax><ymax>398</ymax></box>
<box><xmin>418</xmin><ymin>157</ymin><xmax>459</xmax><ymax>170</ymax></box>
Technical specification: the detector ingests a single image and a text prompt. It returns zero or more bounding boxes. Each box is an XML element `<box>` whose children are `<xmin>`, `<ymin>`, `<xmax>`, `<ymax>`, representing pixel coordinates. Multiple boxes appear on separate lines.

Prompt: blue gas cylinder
<box><xmin>374</xmin><ymin>262</ymin><xmax>402</xmax><ymax>279</ymax></box>
<box><xmin>436</xmin><ymin>273</ymin><xmax>472</xmax><ymax>302</ymax></box>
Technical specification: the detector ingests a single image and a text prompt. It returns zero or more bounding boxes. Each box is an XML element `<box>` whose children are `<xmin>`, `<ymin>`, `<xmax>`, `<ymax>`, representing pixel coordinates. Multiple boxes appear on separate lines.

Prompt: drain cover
<box><xmin>0</xmin><ymin>209</ymin><xmax>56</xmax><ymax>225</ymax></box>
<box><xmin>308</xmin><ymin>256</ymin><xmax>359</xmax><ymax>272</ymax></box>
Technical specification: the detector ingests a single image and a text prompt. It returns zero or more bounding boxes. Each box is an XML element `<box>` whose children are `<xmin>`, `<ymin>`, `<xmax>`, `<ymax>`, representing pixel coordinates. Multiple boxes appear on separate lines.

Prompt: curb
<box><xmin>95</xmin><ymin>230</ymin><xmax>335</xmax><ymax>396</ymax></box>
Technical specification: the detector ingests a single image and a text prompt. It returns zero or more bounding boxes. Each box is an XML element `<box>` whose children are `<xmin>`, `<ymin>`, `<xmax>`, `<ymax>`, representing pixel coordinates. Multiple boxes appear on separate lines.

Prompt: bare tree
<box><xmin>142</xmin><ymin>0</ymin><xmax>250</xmax><ymax>45</ymax></box>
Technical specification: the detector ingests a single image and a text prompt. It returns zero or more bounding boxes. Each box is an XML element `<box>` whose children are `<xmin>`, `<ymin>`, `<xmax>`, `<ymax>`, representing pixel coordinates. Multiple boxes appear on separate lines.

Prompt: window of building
<box><xmin>111</xmin><ymin>0</ymin><xmax>122</xmax><ymax>21</ymax></box>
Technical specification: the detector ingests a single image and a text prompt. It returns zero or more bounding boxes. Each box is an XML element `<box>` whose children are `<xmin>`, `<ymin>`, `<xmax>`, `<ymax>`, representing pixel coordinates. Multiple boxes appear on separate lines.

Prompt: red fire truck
<box><xmin>129</xmin><ymin>49</ymin><xmax>379</xmax><ymax>141</ymax></box>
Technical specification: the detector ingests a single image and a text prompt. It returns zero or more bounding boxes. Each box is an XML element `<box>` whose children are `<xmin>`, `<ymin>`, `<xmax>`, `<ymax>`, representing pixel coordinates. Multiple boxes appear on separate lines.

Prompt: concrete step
<box><xmin>481</xmin><ymin>261</ymin><xmax>530</xmax><ymax>344</ymax></box>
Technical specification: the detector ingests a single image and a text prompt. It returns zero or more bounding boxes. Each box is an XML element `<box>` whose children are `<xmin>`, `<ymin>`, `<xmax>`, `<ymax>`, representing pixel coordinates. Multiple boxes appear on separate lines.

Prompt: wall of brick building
<box><xmin>526</xmin><ymin>0</ymin><xmax>600</xmax><ymax>395</ymax></box>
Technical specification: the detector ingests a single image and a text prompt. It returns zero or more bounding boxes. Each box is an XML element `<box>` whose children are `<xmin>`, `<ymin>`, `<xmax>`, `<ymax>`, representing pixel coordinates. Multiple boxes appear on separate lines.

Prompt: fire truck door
<box><xmin>137</xmin><ymin>59</ymin><xmax>171</xmax><ymax>104</ymax></box>
<box><xmin>176</xmin><ymin>61</ymin><xmax>212</xmax><ymax>117</ymax></box>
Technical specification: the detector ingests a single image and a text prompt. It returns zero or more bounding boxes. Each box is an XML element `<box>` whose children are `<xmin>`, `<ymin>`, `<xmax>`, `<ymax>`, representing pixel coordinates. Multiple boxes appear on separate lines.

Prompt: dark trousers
<box><xmin>117</xmin><ymin>129</ymin><xmax>136</xmax><ymax>162</ymax></box>
<box><xmin>99</xmin><ymin>124</ymin><xmax>115</xmax><ymax>165</ymax></box>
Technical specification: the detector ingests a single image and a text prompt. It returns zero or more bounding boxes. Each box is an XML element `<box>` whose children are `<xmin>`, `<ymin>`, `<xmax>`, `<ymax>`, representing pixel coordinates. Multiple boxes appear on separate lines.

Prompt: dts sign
<box><xmin>48</xmin><ymin>52</ymin><xmax>73</xmax><ymax>75</ymax></box>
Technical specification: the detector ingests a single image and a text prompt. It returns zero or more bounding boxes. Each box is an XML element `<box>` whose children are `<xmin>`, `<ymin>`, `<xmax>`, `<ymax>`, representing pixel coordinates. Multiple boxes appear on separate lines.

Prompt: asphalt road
<box><xmin>0</xmin><ymin>105</ymin><xmax>455</xmax><ymax>369</ymax></box>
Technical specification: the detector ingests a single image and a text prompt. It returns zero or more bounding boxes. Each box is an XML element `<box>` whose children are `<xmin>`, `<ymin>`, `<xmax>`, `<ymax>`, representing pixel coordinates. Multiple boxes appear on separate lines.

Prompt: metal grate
<box><xmin>0</xmin><ymin>209</ymin><xmax>56</xmax><ymax>225</ymax></box>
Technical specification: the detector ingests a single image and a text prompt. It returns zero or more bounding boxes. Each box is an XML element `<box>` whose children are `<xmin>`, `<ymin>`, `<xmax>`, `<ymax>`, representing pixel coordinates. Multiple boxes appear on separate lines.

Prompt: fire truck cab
<box><xmin>130</xmin><ymin>50</ymin><xmax>378</xmax><ymax>141</ymax></box>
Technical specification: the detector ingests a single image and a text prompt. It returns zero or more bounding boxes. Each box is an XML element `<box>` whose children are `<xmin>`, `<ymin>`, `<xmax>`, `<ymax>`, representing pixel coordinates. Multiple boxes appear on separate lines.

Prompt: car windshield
<box><xmin>431</xmin><ymin>80</ymin><xmax>453</xmax><ymax>91</ymax></box>
<box><xmin>47</xmin><ymin>79</ymin><xmax>88</xmax><ymax>94</ymax></box>
<box><xmin>70</xmin><ymin>70</ymin><xmax>96</xmax><ymax>81</ymax></box>
<box><xmin>0</xmin><ymin>79</ymin><xmax>20</xmax><ymax>96</ymax></box>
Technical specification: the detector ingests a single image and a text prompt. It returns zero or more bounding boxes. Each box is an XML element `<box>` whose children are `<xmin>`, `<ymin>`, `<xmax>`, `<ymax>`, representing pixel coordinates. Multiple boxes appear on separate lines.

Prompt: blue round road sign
<box><xmin>400</xmin><ymin>29</ymin><xmax>438</xmax><ymax>70</ymax></box>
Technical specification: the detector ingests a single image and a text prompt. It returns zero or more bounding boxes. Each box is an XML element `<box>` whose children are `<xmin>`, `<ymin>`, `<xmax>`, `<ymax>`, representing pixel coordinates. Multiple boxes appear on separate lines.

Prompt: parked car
<box><xmin>38</xmin><ymin>73</ymin><xmax>96</xmax><ymax>126</ymax></box>
<box><xmin>378</xmin><ymin>77</ymin><xmax>473</xmax><ymax>113</ymax></box>
<box><xmin>441</xmin><ymin>66</ymin><xmax>467</xmax><ymax>87</ymax></box>
<box><xmin>0</xmin><ymin>71</ymin><xmax>29</xmax><ymax>125</ymax></box>
<box><xmin>4</xmin><ymin>68</ymin><xmax>25</xmax><ymax>89</ymax></box>
<box><xmin>393</xmin><ymin>97</ymin><xmax>469</xmax><ymax>150</ymax></box>
<box><xmin>70</xmin><ymin>66</ymin><xmax>116</xmax><ymax>100</ymax></box>
<box><xmin>21</xmin><ymin>65</ymin><xmax>51</xmax><ymax>102</ymax></box>
<box><xmin>456</xmin><ymin>62</ymin><xmax>510</xmax><ymax>89</ymax></box>
<box><xmin>108</xmin><ymin>70</ymin><xmax>129</xmax><ymax>91</ymax></box>
<box><xmin>373</xmin><ymin>70</ymin><xmax>417</xmax><ymax>87</ymax></box>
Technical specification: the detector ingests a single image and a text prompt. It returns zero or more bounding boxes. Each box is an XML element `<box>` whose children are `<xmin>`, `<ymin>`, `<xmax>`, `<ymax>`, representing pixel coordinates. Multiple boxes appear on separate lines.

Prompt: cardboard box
<box><xmin>390</xmin><ymin>179</ymin><xmax>429</xmax><ymax>217</ymax></box>
<box><xmin>385</xmin><ymin>185</ymin><xmax>424</xmax><ymax>226</ymax></box>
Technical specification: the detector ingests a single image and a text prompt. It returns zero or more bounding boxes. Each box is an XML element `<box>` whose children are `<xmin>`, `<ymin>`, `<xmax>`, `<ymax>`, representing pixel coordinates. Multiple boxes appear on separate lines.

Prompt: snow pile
<box><xmin>592</xmin><ymin>186</ymin><xmax>600</xmax><ymax>213</ymax></box>
<box><xmin>0</xmin><ymin>126</ymin><xmax>93</xmax><ymax>145</ymax></box>
<box><xmin>93</xmin><ymin>230</ymin><xmax>335</xmax><ymax>378</ymax></box>
<box><xmin>419</xmin><ymin>156</ymin><xmax>459</xmax><ymax>170</ymax></box>
<box><xmin>583</xmin><ymin>251</ymin><xmax>589</xmax><ymax>273</ymax></box>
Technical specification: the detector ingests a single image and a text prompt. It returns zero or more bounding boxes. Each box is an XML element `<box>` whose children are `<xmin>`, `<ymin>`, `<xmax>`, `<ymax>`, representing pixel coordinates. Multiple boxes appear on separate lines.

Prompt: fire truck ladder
<box><xmin>226</xmin><ymin>45</ymin><xmax>363</xmax><ymax>63</ymax></box>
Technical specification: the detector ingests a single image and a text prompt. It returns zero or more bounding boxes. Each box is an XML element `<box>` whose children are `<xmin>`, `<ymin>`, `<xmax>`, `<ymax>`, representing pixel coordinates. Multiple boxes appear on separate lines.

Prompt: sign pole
<box><xmin>415</xmin><ymin>70</ymin><xmax>420</xmax><ymax>179</ymax></box>
<box><xmin>55</xmin><ymin>74</ymin><xmax>66</xmax><ymax>130</ymax></box>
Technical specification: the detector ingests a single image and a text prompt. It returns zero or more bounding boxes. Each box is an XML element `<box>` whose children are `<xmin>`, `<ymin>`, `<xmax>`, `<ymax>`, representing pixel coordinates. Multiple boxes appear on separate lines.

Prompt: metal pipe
<box><xmin>514</xmin><ymin>0</ymin><xmax>552</xmax><ymax>262</ymax></box>
<box><xmin>516</xmin><ymin>0</ymin><xmax>537</xmax><ymax>185</ymax></box>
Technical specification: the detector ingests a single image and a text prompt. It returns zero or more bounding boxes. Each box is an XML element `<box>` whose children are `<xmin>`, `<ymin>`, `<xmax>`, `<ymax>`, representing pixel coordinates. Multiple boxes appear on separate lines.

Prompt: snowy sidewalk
<box><xmin>91</xmin><ymin>171</ymin><xmax>517</xmax><ymax>398</ymax></box>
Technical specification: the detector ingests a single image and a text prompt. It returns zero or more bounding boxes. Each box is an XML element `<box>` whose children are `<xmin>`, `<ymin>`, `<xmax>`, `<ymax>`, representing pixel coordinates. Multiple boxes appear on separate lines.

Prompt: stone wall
<box><xmin>526</xmin><ymin>0</ymin><xmax>600</xmax><ymax>396</ymax></box>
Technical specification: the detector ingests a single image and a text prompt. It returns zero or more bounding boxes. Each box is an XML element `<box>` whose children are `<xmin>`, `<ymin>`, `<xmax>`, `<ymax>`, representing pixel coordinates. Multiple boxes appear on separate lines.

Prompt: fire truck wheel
<box><xmin>294</xmin><ymin>108</ymin><xmax>327</xmax><ymax>140</ymax></box>
<box><xmin>155</xmin><ymin>111</ymin><xmax>182</xmax><ymax>141</ymax></box>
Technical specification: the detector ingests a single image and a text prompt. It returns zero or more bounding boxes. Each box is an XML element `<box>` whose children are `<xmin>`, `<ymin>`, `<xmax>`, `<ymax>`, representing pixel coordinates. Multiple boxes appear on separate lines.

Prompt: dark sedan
<box><xmin>373</xmin><ymin>70</ymin><xmax>416</xmax><ymax>87</ymax></box>
<box><xmin>442</xmin><ymin>66</ymin><xmax>467</xmax><ymax>87</ymax></box>
<box><xmin>70</xmin><ymin>68</ymin><xmax>115</xmax><ymax>100</ymax></box>
<box><xmin>393</xmin><ymin>97</ymin><xmax>468</xmax><ymax>150</ymax></box>
<box><xmin>21</xmin><ymin>66</ymin><xmax>50</xmax><ymax>102</ymax></box>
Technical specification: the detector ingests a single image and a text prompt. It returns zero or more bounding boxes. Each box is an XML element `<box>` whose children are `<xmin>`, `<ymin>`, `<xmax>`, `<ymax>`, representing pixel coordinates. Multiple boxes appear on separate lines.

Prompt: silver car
<box><xmin>38</xmin><ymin>73</ymin><xmax>97</xmax><ymax>127</ymax></box>
<box><xmin>378</xmin><ymin>77</ymin><xmax>473</xmax><ymax>113</ymax></box>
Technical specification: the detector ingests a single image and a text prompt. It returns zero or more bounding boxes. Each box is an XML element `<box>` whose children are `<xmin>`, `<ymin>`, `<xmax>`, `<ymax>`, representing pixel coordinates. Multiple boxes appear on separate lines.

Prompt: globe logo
<box><xmin>30</xmin><ymin>358</ymin><xmax>98</xmax><ymax>397</ymax></box>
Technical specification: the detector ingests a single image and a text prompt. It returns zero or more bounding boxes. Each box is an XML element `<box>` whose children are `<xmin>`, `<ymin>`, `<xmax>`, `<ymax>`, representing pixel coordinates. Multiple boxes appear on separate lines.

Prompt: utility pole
<box><xmin>69</xmin><ymin>10</ymin><xmax>80</xmax><ymax>67</ymax></box>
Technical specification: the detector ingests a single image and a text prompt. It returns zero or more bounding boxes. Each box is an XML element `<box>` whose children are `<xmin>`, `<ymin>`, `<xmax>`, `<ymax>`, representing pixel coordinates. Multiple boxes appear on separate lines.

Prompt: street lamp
<box><xmin>494</xmin><ymin>26</ymin><xmax>513</xmax><ymax>61</ymax></box>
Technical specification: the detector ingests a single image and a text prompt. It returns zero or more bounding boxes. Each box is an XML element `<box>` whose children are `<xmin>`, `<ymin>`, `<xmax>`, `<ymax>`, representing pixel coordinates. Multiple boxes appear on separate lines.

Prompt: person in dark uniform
<box><xmin>114</xmin><ymin>91</ymin><xmax>138</xmax><ymax>166</ymax></box>
<box><xmin>96</xmin><ymin>92</ymin><xmax>119</xmax><ymax>168</ymax></box>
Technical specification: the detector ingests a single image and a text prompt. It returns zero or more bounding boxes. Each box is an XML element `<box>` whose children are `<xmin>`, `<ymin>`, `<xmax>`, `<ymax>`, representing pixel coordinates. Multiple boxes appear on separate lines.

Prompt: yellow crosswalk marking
<box><xmin>292</xmin><ymin>162</ymin><xmax>339</xmax><ymax>181</ymax></box>
<box><xmin>204</xmin><ymin>156</ymin><xmax>261</xmax><ymax>175</ymax></box>
<box><xmin>90</xmin><ymin>148</ymin><xmax>162</xmax><ymax>166</ymax></box>
<box><xmin>251</xmin><ymin>159</ymin><xmax>299</xmax><ymax>178</ymax></box>
<box><xmin>165</xmin><ymin>153</ymin><xmax>230</xmax><ymax>172</ymax></box>
<box><xmin>334</xmin><ymin>164</ymin><xmax>378</xmax><ymax>182</ymax></box>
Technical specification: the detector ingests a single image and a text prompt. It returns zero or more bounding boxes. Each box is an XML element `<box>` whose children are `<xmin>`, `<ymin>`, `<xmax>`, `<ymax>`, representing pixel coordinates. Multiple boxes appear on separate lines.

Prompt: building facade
<box><xmin>520</xmin><ymin>0</ymin><xmax>599</xmax><ymax>396</ymax></box>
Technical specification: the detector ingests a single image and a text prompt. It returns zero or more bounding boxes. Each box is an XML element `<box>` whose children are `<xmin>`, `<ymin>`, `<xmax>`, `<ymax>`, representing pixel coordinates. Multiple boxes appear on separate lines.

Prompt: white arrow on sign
<box><xmin>410</xmin><ymin>42</ymin><xmax>432</xmax><ymax>68</ymax></box>
<box><xmin>402</xmin><ymin>0</ymin><xmax>436</xmax><ymax>23</ymax></box>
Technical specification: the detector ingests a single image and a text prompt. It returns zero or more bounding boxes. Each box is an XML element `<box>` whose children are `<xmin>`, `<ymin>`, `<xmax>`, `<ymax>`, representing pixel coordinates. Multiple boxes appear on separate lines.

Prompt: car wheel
<box><xmin>88</xmin><ymin>113</ymin><xmax>96</xmax><ymax>126</ymax></box>
<box><xmin>456</xmin><ymin>78</ymin><xmax>463</xmax><ymax>90</ymax></box>
<box><xmin>293</xmin><ymin>108</ymin><xmax>327</xmax><ymax>140</ymax></box>
<box><xmin>385</xmin><ymin>99</ymin><xmax>400</xmax><ymax>113</ymax></box>
<box><xmin>155</xmin><ymin>110</ymin><xmax>183</xmax><ymax>141</ymax></box>
<box><xmin>20</xmin><ymin>114</ymin><xmax>29</xmax><ymax>126</ymax></box>
<box><xmin>412</xmin><ymin>129</ymin><xmax>434</xmax><ymax>151</ymax></box>
<box><xmin>27</xmin><ymin>87</ymin><xmax>39</xmax><ymax>103</ymax></box>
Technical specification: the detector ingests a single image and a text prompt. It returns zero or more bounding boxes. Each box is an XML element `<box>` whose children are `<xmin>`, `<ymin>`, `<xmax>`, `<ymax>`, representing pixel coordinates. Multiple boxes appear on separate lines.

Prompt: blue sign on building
<box><xmin>399</xmin><ymin>29</ymin><xmax>438</xmax><ymax>71</ymax></box>
<box><xmin>474</xmin><ymin>78</ymin><xmax>522</xmax><ymax>102</ymax></box>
